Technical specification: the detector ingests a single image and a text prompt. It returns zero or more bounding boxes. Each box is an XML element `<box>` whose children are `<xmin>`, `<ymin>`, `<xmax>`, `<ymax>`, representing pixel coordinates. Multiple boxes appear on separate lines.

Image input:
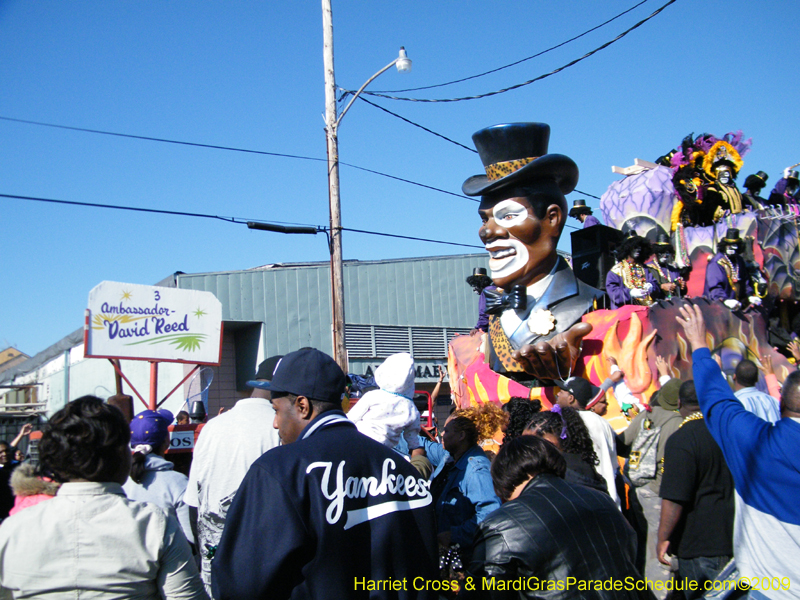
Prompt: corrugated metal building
<box><xmin>177</xmin><ymin>253</ymin><xmax>492</xmax><ymax>414</ymax></box>
<box><xmin>3</xmin><ymin>251</ymin><xmax>573</xmax><ymax>418</ymax></box>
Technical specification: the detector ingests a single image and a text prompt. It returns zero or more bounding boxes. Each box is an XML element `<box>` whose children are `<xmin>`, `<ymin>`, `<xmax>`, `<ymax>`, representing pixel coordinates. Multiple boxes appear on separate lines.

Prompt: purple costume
<box><xmin>703</xmin><ymin>253</ymin><xmax>753</xmax><ymax>302</ymax></box>
<box><xmin>605</xmin><ymin>264</ymin><xmax>660</xmax><ymax>309</ymax></box>
<box><xmin>583</xmin><ymin>214</ymin><xmax>601</xmax><ymax>228</ymax></box>
<box><xmin>474</xmin><ymin>286</ymin><xmax>496</xmax><ymax>331</ymax></box>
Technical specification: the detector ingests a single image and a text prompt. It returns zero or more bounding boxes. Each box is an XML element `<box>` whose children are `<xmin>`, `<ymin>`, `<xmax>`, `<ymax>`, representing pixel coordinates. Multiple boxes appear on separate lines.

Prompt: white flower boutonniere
<box><xmin>527</xmin><ymin>309</ymin><xmax>556</xmax><ymax>336</ymax></box>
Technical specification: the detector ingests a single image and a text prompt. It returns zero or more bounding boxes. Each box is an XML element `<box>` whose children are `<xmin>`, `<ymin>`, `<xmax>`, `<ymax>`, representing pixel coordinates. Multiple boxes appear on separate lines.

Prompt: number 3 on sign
<box><xmin>154</xmin><ymin>290</ymin><xmax>160</xmax><ymax>301</ymax></box>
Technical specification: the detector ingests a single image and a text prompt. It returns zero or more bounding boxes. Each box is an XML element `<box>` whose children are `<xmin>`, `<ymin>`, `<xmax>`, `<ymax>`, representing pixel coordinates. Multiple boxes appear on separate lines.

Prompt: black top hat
<box><xmin>466</xmin><ymin>267</ymin><xmax>493</xmax><ymax>288</ymax></box>
<box><xmin>744</xmin><ymin>171</ymin><xmax>769</xmax><ymax>190</ymax></box>
<box><xmin>652</xmin><ymin>233</ymin><xmax>674</xmax><ymax>252</ymax></box>
<box><xmin>568</xmin><ymin>199</ymin><xmax>593</xmax><ymax>217</ymax></box>
<box><xmin>462</xmin><ymin>123</ymin><xmax>579</xmax><ymax>197</ymax></box>
<box><xmin>721</xmin><ymin>228</ymin><xmax>741</xmax><ymax>244</ymax></box>
<box><xmin>787</xmin><ymin>170</ymin><xmax>799</xmax><ymax>182</ymax></box>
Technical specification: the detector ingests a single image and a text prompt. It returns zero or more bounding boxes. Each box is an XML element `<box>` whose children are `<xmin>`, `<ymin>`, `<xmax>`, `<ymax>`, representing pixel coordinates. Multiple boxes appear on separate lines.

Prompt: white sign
<box><xmin>168</xmin><ymin>429</ymin><xmax>195</xmax><ymax>452</ymax></box>
<box><xmin>85</xmin><ymin>281</ymin><xmax>222</xmax><ymax>365</ymax></box>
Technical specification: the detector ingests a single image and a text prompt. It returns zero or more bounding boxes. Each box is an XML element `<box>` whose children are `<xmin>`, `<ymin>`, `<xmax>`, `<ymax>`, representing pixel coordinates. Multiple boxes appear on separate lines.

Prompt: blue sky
<box><xmin>2</xmin><ymin>0</ymin><xmax>798</xmax><ymax>356</ymax></box>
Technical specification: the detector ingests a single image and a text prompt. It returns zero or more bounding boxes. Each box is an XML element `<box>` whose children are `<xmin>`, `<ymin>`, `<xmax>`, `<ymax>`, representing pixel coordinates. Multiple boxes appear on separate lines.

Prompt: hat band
<box><xmin>485</xmin><ymin>156</ymin><xmax>539</xmax><ymax>181</ymax></box>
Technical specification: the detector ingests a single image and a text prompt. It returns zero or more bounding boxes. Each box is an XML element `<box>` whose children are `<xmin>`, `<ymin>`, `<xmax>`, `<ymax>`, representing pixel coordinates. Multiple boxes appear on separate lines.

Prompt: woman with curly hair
<box><xmin>523</xmin><ymin>406</ymin><xmax>607</xmax><ymax>494</ymax></box>
<box><xmin>0</xmin><ymin>396</ymin><xmax>206</xmax><ymax>598</ymax></box>
<box><xmin>502</xmin><ymin>397</ymin><xmax>542</xmax><ymax>442</ymax></box>
<box><xmin>452</xmin><ymin>402</ymin><xmax>509</xmax><ymax>458</ymax></box>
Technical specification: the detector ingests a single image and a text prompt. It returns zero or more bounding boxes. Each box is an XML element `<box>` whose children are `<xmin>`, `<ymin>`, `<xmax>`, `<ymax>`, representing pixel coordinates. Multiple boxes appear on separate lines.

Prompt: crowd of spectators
<box><xmin>0</xmin><ymin>333</ymin><xmax>796</xmax><ymax>599</ymax></box>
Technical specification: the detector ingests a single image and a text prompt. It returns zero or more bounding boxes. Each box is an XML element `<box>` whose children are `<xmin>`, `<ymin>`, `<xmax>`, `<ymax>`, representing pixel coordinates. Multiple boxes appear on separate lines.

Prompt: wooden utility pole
<box><xmin>322</xmin><ymin>0</ymin><xmax>348</xmax><ymax>372</ymax></box>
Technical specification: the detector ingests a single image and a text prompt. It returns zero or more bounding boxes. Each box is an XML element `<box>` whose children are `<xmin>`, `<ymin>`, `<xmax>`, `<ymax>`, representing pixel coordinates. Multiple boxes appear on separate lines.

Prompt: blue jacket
<box><xmin>432</xmin><ymin>445</ymin><xmax>501</xmax><ymax>552</ymax></box>
<box><xmin>692</xmin><ymin>348</ymin><xmax>800</xmax><ymax>588</ymax></box>
<box><xmin>212</xmin><ymin>411</ymin><xmax>438</xmax><ymax>600</ymax></box>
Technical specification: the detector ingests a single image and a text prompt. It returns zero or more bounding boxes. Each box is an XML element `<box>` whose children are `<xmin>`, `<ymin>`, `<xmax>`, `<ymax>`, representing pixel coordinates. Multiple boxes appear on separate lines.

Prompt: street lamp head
<box><xmin>395</xmin><ymin>47</ymin><xmax>412</xmax><ymax>73</ymax></box>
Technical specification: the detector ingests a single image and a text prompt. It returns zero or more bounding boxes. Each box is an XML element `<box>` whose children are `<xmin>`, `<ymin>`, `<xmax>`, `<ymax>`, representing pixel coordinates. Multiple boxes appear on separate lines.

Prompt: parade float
<box><xmin>448</xmin><ymin>124</ymin><xmax>798</xmax><ymax>431</ymax></box>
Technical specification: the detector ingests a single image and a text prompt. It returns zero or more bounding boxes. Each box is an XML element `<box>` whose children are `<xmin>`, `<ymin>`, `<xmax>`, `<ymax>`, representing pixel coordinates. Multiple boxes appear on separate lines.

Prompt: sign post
<box><xmin>84</xmin><ymin>281</ymin><xmax>223</xmax><ymax>410</ymax></box>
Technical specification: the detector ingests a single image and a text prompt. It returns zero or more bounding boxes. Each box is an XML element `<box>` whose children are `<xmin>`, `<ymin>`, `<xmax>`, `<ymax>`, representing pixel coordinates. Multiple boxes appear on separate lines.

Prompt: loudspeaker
<box><xmin>570</xmin><ymin>225</ymin><xmax>624</xmax><ymax>290</ymax></box>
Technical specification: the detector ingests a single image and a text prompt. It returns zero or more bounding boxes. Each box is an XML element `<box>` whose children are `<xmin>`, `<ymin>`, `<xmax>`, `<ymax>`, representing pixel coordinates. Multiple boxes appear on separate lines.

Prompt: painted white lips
<box><xmin>486</xmin><ymin>241</ymin><xmax>529</xmax><ymax>278</ymax></box>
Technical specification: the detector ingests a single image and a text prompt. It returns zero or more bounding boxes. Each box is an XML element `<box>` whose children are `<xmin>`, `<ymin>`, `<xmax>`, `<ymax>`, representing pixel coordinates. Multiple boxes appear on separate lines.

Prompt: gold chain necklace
<box><xmin>679</xmin><ymin>411</ymin><xmax>704</xmax><ymax>428</ymax></box>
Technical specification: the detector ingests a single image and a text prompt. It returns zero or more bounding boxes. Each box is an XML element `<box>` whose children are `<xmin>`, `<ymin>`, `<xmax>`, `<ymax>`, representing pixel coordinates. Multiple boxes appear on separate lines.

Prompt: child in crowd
<box><xmin>346</xmin><ymin>352</ymin><xmax>422</xmax><ymax>453</ymax></box>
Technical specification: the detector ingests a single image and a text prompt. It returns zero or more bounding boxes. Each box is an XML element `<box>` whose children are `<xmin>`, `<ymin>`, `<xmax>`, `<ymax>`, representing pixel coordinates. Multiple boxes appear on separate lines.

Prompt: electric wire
<box><xmin>0</xmin><ymin>193</ymin><xmax>484</xmax><ymax>249</ymax></box>
<box><xmin>0</xmin><ymin>115</ymin><xmax>473</xmax><ymax>202</ymax></box>
<box><xmin>368</xmin><ymin>0</ymin><xmax>651</xmax><ymax>94</ymax></box>
<box><xmin>352</xmin><ymin>0</ymin><xmax>677</xmax><ymax>103</ymax></box>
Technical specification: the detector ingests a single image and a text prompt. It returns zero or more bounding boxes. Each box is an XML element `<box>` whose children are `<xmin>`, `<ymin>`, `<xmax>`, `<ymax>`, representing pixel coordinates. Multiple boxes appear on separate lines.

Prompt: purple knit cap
<box><xmin>130</xmin><ymin>410</ymin><xmax>171</xmax><ymax>448</ymax></box>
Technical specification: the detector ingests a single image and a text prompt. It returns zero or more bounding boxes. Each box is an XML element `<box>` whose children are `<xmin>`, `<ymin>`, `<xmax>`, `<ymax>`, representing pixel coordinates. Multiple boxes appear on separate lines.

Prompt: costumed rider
<box><xmin>462</xmin><ymin>122</ymin><xmax>605</xmax><ymax>384</ymax></box>
<box><xmin>742</xmin><ymin>171</ymin><xmax>769</xmax><ymax>210</ymax></box>
<box><xmin>568</xmin><ymin>199</ymin><xmax>601</xmax><ymax>228</ymax></box>
<box><xmin>703</xmin><ymin>228</ymin><xmax>759</xmax><ymax>311</ymax></box>
<box><xmin>703</xmin><ymin>140</ymin><xmax>745</xmax><ymax>220</ymax></box>
<box><xmin>467</xmin><ymin>267</ymin><xmax>495</xmax><ymax>335</ymax></box>
<box><xmin>768</xmin><ymin>170</ymin><xmax>800</xmax><ymax>209</ymax></box>
<box><xmin>606</xmin><ymin>234</ymin><xmax>660</xmax><ymax>309</ymax></box>
<box><xmin>646</xmin><ymin>233</ymin><xmax>686</xmax><ymax>300</ymax></box>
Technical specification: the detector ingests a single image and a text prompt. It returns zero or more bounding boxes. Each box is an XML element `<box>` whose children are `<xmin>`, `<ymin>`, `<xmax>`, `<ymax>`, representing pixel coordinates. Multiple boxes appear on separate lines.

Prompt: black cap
<box><xmin>247</xmin><ymin>355</ymin><xmax>284</xmax><ymax>389</ymax></box>
<box><xmin>557</xmin><ymin>377</ymin><xmax>600</xmax><ymax>406</ymax></box>
<box><xmin>261</xmin><ymin>348</ymin><xmax>346</xmax><ymax>404</ymax></box>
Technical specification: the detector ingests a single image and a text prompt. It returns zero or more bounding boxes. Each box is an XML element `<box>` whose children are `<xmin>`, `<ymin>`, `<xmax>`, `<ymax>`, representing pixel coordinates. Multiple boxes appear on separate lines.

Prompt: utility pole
<box><xmin>321</xmin><ymin>0</ymin><xmax>347</xmax><ymax>373</ymax></box>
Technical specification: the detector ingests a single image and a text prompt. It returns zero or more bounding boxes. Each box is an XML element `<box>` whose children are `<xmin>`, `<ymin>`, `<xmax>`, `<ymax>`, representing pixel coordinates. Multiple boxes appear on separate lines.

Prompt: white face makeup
<box><xmin>491</xmin><ymin>199</ymin><xmax>530</xmax><ymax>228</ymax></box>
<box><xmin>726</xmin><ymin>246</ymin><xmax>737</xmax><ymax>256</ymax></box>
<box><xmin>484</xmin><ymin>199</ymin><xmax>532</xmax><ymax>281</ymax></box>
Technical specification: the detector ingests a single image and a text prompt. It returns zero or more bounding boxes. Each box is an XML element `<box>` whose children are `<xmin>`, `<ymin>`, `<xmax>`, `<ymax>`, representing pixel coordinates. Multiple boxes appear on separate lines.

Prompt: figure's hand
<box><xmin>655</xmin><ymin>355</ymin><xmax>670</xmax><ymax>378</ymax></box>
<box><xmin>760</xmin><ymin>354</ymin><xmax>774</xmax><ymax>376</ymax></box>
<box><xmin>788</xmin><ymin>340</ymin><xmax>800</xmax><ymax>362</ymax></box>
<box><xmin>748</xmin><ymin>296</ymin><xmax>763</xmax><ymax>306</ymax></box>
<box><xmin>630</xmin><ymin>288</ymin><xmax>647</xmax><ymax>299</ymax></box>
<box><xmin>676</xmin><ymin>303</ymin><xmax>709</xmax><ymax>351</ymax></box>
<box><xmin>513</xmin><ymin>322</ymin><xmax>592</xmax><ymax>381</ymax></box>
<box><xmin>661</xmin><ymin>283</ymin><xmax>676</xmax><ymax>294</ymax></box>
<box><xmin>723</xmin><ymin>299</ymin><xmax>741</xmax><ymax>310</ymax></box>
<box><xmin>438</xmin><ymin>368</ymin><xmax>446</xmax><ymax>383</ymax></box>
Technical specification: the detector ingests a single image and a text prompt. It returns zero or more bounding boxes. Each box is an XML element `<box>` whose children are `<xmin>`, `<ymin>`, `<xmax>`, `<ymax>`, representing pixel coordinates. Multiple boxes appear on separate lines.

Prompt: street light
<box><xmin>322</xmin><ymin>0</ymin><xmax>412</xmax><ymax>372</ymax></box>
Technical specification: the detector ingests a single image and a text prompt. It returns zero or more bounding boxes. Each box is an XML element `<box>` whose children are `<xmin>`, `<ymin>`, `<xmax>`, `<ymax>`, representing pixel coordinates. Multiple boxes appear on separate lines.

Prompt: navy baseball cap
<box><xmin>246</xmin><ymin>355</ymin><xmax>284</xmax><ymax>389</ymax></box>
<box><xmin>262</xmin><ymin>348</ymin><xmax>346</xmax><ymax>404</ymax></box>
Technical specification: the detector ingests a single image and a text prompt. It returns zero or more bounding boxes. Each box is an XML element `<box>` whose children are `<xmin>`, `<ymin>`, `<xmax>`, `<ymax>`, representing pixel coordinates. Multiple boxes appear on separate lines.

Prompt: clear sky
<box><xmin>2</xmin><ymin>0</ymin><xmax>798</xmax><ymax>356</ymax></box>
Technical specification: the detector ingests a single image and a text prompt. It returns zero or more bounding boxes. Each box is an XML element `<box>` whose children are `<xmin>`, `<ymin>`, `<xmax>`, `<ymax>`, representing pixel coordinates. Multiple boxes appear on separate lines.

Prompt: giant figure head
<box><xmin>462</xmin><ymin>123</ymin><xmax>578</xmax><ymax>290</ymax></box>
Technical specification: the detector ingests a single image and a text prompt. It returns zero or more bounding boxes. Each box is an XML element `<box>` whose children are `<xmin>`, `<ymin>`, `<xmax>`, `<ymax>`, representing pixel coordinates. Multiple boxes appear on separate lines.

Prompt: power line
<box><xmin>356</xmin><ymin>97</ymin><xmax>478</xmax><ymax>153</ymax></box>
<box><xmin>367</xmin><ymin>0</ymin><xmax>652</xmax><ymax>94</ymax></box>
<box><xmin>575</xmin><ymin>189</ymin><xmax>602</xmax><ymax>200</ymax></box>
<box><xmin>0</xmin><ymin>192</ymin><xmax>483</xmax><ymax>249</ymax></box>
<box><xmin>354</xmin><ymin>0</ymin><xmax>677</xmax><ymax>103</ymax></box>
<box><xmin>0</xmin><ymin>115</ymin><xmax>473</xmax><ymax>202</ymax></box>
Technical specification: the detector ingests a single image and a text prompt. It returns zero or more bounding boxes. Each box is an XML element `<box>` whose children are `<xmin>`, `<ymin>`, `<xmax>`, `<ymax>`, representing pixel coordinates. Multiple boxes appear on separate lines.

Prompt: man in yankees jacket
<box><xmin>212</xmin><ymin>348</ymin><xmax>439</xmax><ymax>600</ymax></box>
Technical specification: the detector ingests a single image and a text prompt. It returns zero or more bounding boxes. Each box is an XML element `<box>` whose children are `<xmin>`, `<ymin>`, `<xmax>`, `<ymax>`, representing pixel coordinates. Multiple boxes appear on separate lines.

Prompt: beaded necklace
<box><xmin>718</xmin><ymin>255</ymin><xmax>740</xmax><ymax>289</ymax></box>
<box><xmin>619</xmin><ymin>259</ymin><xmax>652</xmax><ymax>305</ymax></box>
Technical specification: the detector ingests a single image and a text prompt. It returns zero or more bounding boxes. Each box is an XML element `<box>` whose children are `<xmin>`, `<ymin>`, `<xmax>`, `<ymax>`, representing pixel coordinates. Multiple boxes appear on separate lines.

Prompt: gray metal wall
<box><xmin>177</xmin><ymin>253</ymin><xmax>490</xmax><ymax>357</ymax></box>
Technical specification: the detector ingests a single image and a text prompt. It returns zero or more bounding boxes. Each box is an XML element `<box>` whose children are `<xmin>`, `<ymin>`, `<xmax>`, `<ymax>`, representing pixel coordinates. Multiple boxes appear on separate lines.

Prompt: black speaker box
<box><xmin>570</xmin><ymin>225</ymin><xmax>624</xmax><ymax>290</ymax></box>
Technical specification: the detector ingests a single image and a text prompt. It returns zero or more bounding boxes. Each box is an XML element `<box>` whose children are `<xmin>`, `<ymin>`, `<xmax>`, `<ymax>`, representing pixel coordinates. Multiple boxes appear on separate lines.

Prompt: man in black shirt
<box><xmin>657</xmin><ymin>381</ymin><xmax>734</xmax><ymax>599</ymax></box>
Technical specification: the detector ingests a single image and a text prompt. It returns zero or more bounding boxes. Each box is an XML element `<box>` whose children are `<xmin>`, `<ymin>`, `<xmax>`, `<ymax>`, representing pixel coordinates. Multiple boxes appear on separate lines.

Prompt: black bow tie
<box><xmin>484</xmin><ymin>286</ymin><xmax>527</xmax><ymax>315</ymax></box>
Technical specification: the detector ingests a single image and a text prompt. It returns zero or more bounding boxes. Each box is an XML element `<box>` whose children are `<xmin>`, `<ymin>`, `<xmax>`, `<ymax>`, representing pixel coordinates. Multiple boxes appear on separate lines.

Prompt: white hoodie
<box><xmin>347</xmin><ymin>353</ymin><xmax>421</xmax><ymax>450</ymax></box>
